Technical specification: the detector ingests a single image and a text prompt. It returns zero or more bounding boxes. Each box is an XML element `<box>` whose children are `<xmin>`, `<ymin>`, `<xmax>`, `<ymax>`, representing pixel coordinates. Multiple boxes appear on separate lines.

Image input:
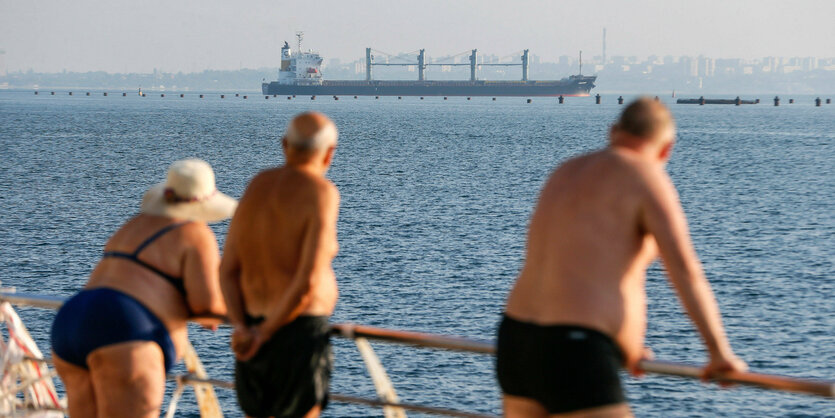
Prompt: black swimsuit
<box><xmin>496</xmin><ymin>314</ymin><xmax>626</xmax><ymax>414</ymax></box>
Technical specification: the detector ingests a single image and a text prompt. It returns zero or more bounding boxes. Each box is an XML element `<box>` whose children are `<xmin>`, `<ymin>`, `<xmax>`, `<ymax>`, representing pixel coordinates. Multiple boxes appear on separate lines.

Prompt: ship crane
<box><xmin>365</xmin><ymin>48</ymin><xmax>531</xmax><ymax>82</ymax></box>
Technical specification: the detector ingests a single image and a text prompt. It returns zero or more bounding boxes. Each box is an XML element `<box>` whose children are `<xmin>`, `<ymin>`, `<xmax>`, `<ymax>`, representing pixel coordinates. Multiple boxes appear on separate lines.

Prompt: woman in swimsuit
<box><xmin>50</xmin><ymin>159</ymin><xmax>237</xmax><ymax>417</ymax></box>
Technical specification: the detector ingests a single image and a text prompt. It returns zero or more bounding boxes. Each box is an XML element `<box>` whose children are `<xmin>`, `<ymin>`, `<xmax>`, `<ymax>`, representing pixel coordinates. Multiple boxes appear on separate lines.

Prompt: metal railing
<box><xmin>1</xmin><ymin>290</ymin><xmax>832</xmax><ymax>418</ymax></box>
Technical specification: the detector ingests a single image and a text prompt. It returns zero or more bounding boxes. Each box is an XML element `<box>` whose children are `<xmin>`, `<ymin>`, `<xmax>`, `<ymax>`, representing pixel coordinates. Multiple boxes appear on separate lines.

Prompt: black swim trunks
<box><xmin>496</xmin><ymin>315</ymin><xmax>626</xmax><ymax>414</ymax></box>
<box><xmin>235</xmin><ymin>315</ymin><xmax>333</xmax><ymax>418</ymax></box>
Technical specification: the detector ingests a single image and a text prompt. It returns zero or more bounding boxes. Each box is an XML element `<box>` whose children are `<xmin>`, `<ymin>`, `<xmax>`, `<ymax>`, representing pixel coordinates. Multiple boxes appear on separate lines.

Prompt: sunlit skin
<box><xmin>220</xmin><ymin>112</ymin><xmax>339</xmax><ymax>418</ymax></box>
<box><xmin>53</xmin><ymin>215</ymin><xmax>227</xmax><ymax>418</ymax></box>
<box><xmin>504</xmin><ymin>101</ymin><xmax>747</xmax><ymax>417</ymax></box>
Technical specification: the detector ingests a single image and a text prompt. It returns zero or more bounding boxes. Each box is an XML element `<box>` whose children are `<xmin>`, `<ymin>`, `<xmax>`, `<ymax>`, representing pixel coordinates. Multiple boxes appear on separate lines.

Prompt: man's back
<box><xmin>506</xmin><ymin>148</ymin><xmax>662</xmax><ymax>365</ymax></box>
<box><xmin>227</xmin><ymin>166</ymin><xmax>339</xmax><ymax>318</ymax></box>
<box><xmin>499</xmin><ymin>98</ymin><xmax>744</xmax><ymax>418</ymax></box>
<box><xmin>220</xmin><ymin>111</ymin><xmax>340</xmax><ymax>418</ymax></box>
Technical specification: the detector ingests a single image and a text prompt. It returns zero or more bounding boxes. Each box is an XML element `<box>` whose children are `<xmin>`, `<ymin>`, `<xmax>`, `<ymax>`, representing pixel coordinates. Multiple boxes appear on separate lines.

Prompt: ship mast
<box><xmin>296</xmin><ymin>31</ymin><xmax>304</xmax><ymax>54</ymax></box>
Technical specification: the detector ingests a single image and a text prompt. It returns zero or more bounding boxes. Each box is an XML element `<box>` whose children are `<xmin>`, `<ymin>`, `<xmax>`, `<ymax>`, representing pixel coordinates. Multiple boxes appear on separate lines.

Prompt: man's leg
<box><xmin>504</xmin><ymin>394</ymin><xmax>548</xmax><ymax>418</ymax></box>
<box><xmin>549</xmin><ymin>403</ymin><xmax>632</xmax><ymax>418</ymax></box>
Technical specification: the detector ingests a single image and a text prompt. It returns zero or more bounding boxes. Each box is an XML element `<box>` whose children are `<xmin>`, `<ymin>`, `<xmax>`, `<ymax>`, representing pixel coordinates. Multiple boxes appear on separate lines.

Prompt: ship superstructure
<box><xmin>263</xmin><ymin>33</ymin><xmax>596</xmax><ymax>97</ymax></box>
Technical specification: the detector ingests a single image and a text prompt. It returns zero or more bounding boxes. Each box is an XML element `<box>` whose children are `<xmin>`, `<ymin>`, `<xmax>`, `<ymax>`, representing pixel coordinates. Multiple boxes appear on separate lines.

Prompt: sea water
<box><xmin>0</xmin><ymin>91</ymin><xmax>833</xmax><ymax>417</ymax></box>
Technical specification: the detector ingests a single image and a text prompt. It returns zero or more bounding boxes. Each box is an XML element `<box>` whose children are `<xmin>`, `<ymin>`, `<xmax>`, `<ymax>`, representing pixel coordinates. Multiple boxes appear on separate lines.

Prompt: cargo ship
<box><xmin>262</xmin><ymin>35</ymin><xmax>596</xmax><ymax>97</ymax></box>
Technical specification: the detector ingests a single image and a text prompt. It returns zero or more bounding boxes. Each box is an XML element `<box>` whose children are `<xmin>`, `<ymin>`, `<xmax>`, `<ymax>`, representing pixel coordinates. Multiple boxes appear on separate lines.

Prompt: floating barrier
<box><xmin>103</xmin><ymin>92</ymin><xmax>107</xmax><ymax>96</ymax></box>
<box><xmin>122</xmin><ymin>92</ymin><xmax>127</xmax><ymax>97</ymax></box>
<box><xmin>595</xmin><ymin>94</ymin><xmax>601</xmax><ymax>104</ymax></box>
<box><xmin>774</xmin><ymin>96</ymin><xmax>780</xmax><ymax>106</ymax></box>
<box><xmin>526</xmin><ymin>99</ymin><xmax>532</xmax><ymax>103</ymax></box>
<box><xmin>815</xmin><ymin>97</ymin><xmax>821</xmax><ymax>107</ymax></box>
<box><xmin>827</xmin><ymin>99</ymin><xmax>831</xmax><ymax>104</ymax></box>
<box><xmin>0</xmin><ymin>290</ymin><xmax>831</xmax><ymax>418</ymax></box>
<box><xmin>34</xmin><ymin>91</ymin><xmax>38</xmax><ymax>95</ymax></box>
<box><xmin>618</xmin><ymin>96</ymin><xmax>624</xmax><ymax>105</ymax></box>
<box><xmin>265</xmin><ymin>96</ymin><xmax>269</xmax><ymax>100</ymax></box>
<box><xmin>679</xmin><ymin>97</ymin><xmax>757</xmax><ymax>105</ymax></box>
<box><xmin>558</xmin><ymin>95</ymin><xmax>564</xmax><ymax>104</ymax></box>
<box><xmin>789</xmin><ymin>99</ymin><xmax>794</xmax><ymax>104</ymax></box>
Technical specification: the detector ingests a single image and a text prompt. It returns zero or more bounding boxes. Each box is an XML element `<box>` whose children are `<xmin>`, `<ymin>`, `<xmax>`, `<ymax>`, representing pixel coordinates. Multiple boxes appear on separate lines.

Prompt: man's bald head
<box><xmin>612</xmin><ymin>98</ymin><xmax>675</xmax><ymax>143</ymax></box>
<box><xmin>284</xmin><ymin>112</ymin><xmax>338</xmax><ymax>151</ymax></box>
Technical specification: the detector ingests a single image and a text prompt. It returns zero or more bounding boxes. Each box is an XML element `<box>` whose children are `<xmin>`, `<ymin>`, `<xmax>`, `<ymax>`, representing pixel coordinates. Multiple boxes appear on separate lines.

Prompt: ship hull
<box><xmin>262</xmin><ymin>76</ymin><xmax>596</xmax><ymax>97</ymax></box>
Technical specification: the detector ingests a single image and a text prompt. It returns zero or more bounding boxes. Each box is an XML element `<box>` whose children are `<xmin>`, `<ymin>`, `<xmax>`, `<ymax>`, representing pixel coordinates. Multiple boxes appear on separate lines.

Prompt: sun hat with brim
<box><xmin>140</xmin><ymin>159</ymin><xmax>237</xmax><ymax>223</ymax></box>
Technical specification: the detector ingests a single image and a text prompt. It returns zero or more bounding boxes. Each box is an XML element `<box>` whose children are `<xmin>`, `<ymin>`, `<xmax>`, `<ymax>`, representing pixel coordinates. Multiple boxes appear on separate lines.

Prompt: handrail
<box><xmin>1</xmin><ymin>291</ymin><xmax>833</xmax><ymax>400</ymax></box>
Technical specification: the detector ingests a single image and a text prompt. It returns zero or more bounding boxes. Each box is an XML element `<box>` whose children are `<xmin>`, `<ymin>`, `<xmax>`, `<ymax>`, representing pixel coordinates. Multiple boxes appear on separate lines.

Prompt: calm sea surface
<box><xmin>0</xmin><ymin>91</ymin><xmax>833</xmax><ymax>417</ymax></box>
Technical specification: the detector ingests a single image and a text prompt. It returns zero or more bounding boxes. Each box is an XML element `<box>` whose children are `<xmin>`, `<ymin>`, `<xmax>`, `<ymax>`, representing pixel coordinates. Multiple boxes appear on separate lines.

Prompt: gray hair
<box><xmin>284</xmin><ymin>118</ymin><xmax>338</xmax><ymax>150</ymax></box>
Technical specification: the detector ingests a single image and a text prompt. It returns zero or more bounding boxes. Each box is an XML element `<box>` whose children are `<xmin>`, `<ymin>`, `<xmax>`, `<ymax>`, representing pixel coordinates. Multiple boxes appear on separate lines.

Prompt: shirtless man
<box><xmin>497</xmin><ymin>98</ymin><xmax>747</xmax><ymax>417</ymax></box>
<box><xmin>220</xmin><ymin>112</ymin><xmax>339</xmax><ymax>418</ymax></box>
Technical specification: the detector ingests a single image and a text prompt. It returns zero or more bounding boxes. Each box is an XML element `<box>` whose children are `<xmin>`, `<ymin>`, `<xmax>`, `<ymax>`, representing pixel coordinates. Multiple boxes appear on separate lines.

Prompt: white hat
<box><xmin>140</xmin><ymin>159</ymin><xmax>237</xmax><ymax>223</ymax></box>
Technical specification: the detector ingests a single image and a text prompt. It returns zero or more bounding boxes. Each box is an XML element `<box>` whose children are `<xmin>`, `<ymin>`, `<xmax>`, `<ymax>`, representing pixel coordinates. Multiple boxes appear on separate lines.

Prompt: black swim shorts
<box><xmin>235</xmin><ymin>315</ymin><xmax>333</xmax><ymax>418</ymax></box>
<box><xmin>496</xmin><ymin>315</ymin><xmax>626</xmax><ymax>414</ymax></box>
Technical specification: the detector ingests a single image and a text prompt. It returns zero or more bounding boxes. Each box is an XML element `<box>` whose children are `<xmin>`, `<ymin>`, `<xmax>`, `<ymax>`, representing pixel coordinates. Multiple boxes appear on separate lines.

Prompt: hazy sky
<box><xmin>1</xmin><ymin>0</ymin><xmax>833</xmax><ymax>73</ymax></box>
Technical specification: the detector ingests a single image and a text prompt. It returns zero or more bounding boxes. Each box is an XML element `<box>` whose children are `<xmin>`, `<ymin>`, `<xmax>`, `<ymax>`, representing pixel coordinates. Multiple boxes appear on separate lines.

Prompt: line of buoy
<box><xmin>30</xmin><ymin>92</ymin><xmax>833</xmax><ymax>108</ymax></box>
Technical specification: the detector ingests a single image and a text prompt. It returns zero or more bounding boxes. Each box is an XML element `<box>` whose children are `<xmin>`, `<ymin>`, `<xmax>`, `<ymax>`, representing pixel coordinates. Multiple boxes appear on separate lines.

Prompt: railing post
<box><xmin>354</xmin><ymin>337</ymin><xmax>407</xmax><ymax>418</ymax></box>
